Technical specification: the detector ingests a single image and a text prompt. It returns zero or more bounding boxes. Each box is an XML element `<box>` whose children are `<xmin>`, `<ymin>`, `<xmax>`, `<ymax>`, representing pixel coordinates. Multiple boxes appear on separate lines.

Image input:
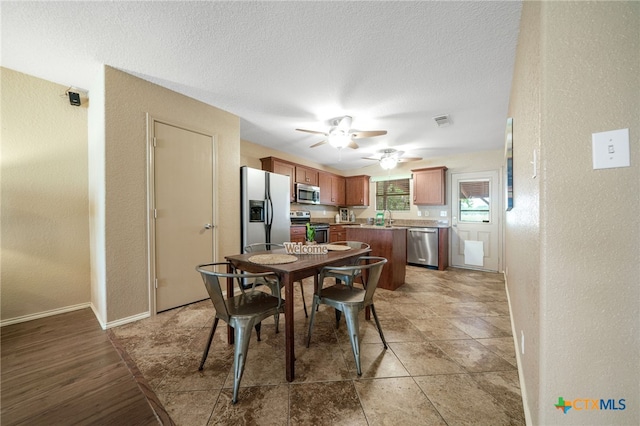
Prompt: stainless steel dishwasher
<box><xmin>407</xmin><ymin>227</ymin><xmax>439</xmax><ymax>268</ymax></box>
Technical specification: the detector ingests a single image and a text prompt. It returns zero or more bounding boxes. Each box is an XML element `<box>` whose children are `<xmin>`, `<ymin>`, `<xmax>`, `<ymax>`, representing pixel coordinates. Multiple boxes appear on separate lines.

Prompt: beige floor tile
<box><xmin>208</xmin><ymin>384</ymin><xmax>289</xmax><ymax>425</ymax></box>
<box><xmin>158</xmin><ymin>389</ymin><xmax>218</xmax><ymax>426</ymax></box>
<box><xmin>448</xmin><ymin>316</ymin><xmax>513</xmax><ymax>339</ymax></box>
<box><xmin>433</xmin><ymin>339</ymin><xmax>516</xmax><ymax>373</ymax></box>
<box><xmin>340</xmin><ymin>342</ymin><xmax>410</xmax><ymax>378</ymax></box>
<box><xmin>470</xmin><ymin>370</ymin><xmax>525</xmax><ymax>423</ymax></box>
<box><xmin>289</xmin><ymin>381</ymin><xmax>367</xmax><ymax>425</ymax></box>
<box><xmin>408</xmin><ymin>317</ymin><xmax>473</xmax><ymax>340</ymax></box>
<box><xmin>354</xmin><ymin>377</ymin><xmax>446</xmax><ymax>425</ymax></box>
<box><xmin>476</xmin><ymin>337</ymin><xmax>518</xmax><ymax>367</ymax></box>
<box><xmin>389</xmin><ymin>341</ymin><xmax>465</xmax><ymax>376</ymax></box>
<box><xmin>415</xmin><ymin>374</ymin><xmax>523</xmax><ymax>425</ymax></box>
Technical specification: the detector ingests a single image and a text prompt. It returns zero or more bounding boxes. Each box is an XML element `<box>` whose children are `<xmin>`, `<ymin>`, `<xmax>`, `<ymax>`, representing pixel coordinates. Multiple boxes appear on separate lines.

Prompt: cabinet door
<box><xmin>413</xmin><ymin>167</ymin><xmax>447</xmax><ymax>205</ymax></box>
<box><xmin>261</xmin><ymin>157</ymin><xmax>295</xmax><ymax>202</ymax></box>
<box><xmin>332</xmin><ymin>175</ymin><xmax>346</xmax><ymax>206</ymax></box>
<box><xmin>345</xmin><ymin>175</ymin><xmax>370</xmax><ymax>206</ymax></box>
<box><xmin>290</xmin><ymin>226</ymin><xmax>306</xmax><ymax>243</ymax></box>
<box><xmin>319</xmin><ymin>172</ymin><xmax>346</xmax><ymax>206</ymax></box>
<box><xmin>295</xmin><ymin>166</ymin><xmax>318</xmax><ymax>186</ymax></box>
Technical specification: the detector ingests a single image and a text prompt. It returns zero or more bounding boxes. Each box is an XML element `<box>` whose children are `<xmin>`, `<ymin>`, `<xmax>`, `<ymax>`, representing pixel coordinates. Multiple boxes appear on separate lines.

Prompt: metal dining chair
<box><xmin>244</xmin><ymin>243</ymin><xmax>308</xmax><ymax>318</ymax></box>
<box><xmin>306</xmin><ymin>256</ymin><xmax>388</xmax><ymax>376</ymax></box>
<box><xmin>322</xmin><ymin>241</ymin><xmax>371</xmax><ymax>287</ymax></box>
<box><xmin>196</xmin><ymin>262</ymin><xmax>284</xmax><ymax>404</ymax></box>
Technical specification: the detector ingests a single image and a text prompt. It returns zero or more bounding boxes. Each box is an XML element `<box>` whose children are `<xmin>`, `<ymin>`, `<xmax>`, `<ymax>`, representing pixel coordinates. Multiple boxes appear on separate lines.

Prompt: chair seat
<box><xmin>318</xmin><ymin>284</ymin><xmax>365</xmax><ymax>304</ymax></box>
<box><xmin>227</xmin><ymin>292</ymin><xmax>283</xmax><ymax>317</ymax></box>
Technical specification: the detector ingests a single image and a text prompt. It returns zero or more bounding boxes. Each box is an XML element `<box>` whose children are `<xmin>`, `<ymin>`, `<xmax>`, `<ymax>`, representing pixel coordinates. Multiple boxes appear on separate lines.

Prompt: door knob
<box><xmin>204</xmin><ymin>223</ymin><xmax>213</xmax><ymax>229</ymax></box>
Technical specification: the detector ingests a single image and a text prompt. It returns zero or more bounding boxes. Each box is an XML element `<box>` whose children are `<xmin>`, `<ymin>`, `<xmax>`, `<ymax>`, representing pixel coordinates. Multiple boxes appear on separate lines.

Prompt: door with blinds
<box><xmin>450</xmin><ymin>170</ymin><xmax>501</xmax><ymax>272</ymax></box>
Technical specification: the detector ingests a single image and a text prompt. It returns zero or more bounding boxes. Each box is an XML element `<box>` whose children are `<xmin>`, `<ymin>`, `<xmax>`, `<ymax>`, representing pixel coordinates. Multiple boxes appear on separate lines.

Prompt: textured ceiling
<box><xmin>1</xmin><ymin>1</ymin><xmax>522</xmax><ymax>171</ymax></box>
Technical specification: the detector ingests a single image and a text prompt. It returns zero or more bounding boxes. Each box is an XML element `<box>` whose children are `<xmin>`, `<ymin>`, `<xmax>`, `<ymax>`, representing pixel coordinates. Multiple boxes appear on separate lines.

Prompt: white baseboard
<box><xmin>1</xmin><ymin>303</ymin><xmax>150</xmax><ymax>331</ymax></box>
<box><xmin>504</xmin><ymin>273</ymin><xmax>533</xmax><ymax>426</ymax></box>
<box><xmin>0</xmin><ymin>303</ymin><xmax>92</xmax><ymax>327</ymax></box>
<box><xmin>103</xmin><ymin>311</ymin><xmax>150</xmax><ymax>330</ymax></box>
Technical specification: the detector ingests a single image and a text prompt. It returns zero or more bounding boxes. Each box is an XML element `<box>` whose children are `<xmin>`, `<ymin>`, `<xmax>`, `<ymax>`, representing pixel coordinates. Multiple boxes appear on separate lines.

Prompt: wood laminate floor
<box><xmin>1</xmin><ymin>308</ymin><xmax>169</xmax><ymax>425</ymax></box>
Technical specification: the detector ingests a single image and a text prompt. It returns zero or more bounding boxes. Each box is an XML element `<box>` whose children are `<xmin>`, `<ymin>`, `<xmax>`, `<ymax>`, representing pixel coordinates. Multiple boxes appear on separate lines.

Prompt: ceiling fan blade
<box><xmin>361</xmin><ymin>156</ymin><xmax>381</xmax><ymax>161</ymax></box>
<box><xmin>348</xmin><ymin>140</ymin><xmax>359</xmax><ymax>149</ymax></box>
<box><xmin>309</xmin><ymin>140</ymin><xmax>327</xmax><ymax>148</ymax></box>
<box><xmin>398</xmin><ymin>157</ymin><xmax>423</xmax><ymax>162</ymax></box>
<box><xmin>296</xmin><ymin>128</ymin><xmax>328</xmax><ymax>136</ymax></box>
<box><xmin>351</xmin><ymin>130</ymin><xmax>387</xmax><ymax>139</ymax></box>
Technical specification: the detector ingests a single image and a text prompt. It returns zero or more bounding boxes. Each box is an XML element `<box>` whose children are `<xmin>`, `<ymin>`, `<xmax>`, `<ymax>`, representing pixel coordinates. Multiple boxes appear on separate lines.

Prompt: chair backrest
<box><xmin>357</xmin><ymin>256</ymin><xmax>387</xmax><ymax>304</ymax></box>
<box><xmin>244</xmin><ymin>243</ymin><xmax>285</xmax><ymax>253</ymax></box>
<box><xmin>320</xmin><ymin>256</ymin><xmax>387</xmax><ymax>303</ymax></box>
<box><xmin>196</xmin><ymin>262</ymin><xmax>282</xmax><ymax>322</ymax></box>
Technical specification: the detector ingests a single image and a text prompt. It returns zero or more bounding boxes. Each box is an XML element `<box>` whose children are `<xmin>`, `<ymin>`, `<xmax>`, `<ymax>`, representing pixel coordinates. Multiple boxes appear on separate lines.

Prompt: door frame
<box><xmin>449</xmin><ymin>168</ymin><xmax>503</xmax><ymax>273</ymax></box>
<box><xmin>146</xmin><ymin>114</ymin><xmax>218</xmax><ymax>315</ymax></box>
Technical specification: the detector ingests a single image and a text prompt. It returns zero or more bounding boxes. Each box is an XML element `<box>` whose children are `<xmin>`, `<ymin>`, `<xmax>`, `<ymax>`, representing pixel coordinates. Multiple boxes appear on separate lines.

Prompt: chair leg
<box><xmin>335</xmin><ymin>309</ymin><xmax>342</xmax><ymax>329</ymax></box>
<box><xmin>306</xmin><ymin>295</ymin><xmax>319</xmax><ymax>347</ymax></box>
<box><xmin>299</xmin><ymin>281</ymin><xmax>308</xmax><ymax>318</ymax></box>
<box><xmin>370</xmin><ymin>304</ymin><xmax>388</xmax><ymax>349</ymax></box>
<box><xmin>254</xmin><ymin>322</ymin><xmax>262</xmax><ymax>342</ymax></box>
<box><xmin>274</xmin><ymin>313</ymin><xmax>280</xmax><ymax>334</ymax></box>
<box><xmin>199</xmin><ymin>317</ymin><xmax>219</xmax><ymax>370</ymax></box>
<box><xmin>231</xmin><ymin>318</ymin><xmax>254</xmax><ymax>404</ymax></box>
<box><xmin>343</xmin><ymin>305</ymin><xmax>363</xmax><ymax>376</ymax></box>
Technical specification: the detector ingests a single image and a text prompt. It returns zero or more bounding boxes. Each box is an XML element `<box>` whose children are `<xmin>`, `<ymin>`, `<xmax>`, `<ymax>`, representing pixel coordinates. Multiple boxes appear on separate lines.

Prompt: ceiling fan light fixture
<box><xmin>379</xmin><ymin>155</ymin><xmax>398</xmax><ymax>170</ymax></box>
<box><xmin>328</xmin><ymin>130</ymin><xmax>351</xmax><ymax>149</ymax></box>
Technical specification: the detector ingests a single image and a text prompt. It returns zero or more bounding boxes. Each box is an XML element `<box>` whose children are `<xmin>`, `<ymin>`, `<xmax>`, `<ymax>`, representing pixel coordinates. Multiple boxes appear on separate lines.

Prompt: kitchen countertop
<box><xmin>297</xmin><ymin>221</ymin><xmax>450</xmax><ymax>229</ymax></box>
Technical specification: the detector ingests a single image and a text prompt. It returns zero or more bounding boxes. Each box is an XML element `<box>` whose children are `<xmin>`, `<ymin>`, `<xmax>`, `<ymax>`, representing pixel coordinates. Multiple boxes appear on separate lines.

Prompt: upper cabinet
<box><xmin>260</xmin><ymin>157</ymin><xmax>296</xmax><ymax>202</ymax></box>
<box><xmin>295</xmin><ymin>165</ymin><xmax>318</xmax><ymax>186</ymax></box>
<box><xmin>345</xmin><ymin>175</ymin><xmax>370</xmax><ymax>206</ymax></box>
<box><xmin>412</xmin><ymin>166</ymin><xmax>447</xmax><ymax>205</ymax></box>
<box><xmin>318</xmin><ymin>171</ymin><xmax>345</xmax><ymax>206</ymax></box>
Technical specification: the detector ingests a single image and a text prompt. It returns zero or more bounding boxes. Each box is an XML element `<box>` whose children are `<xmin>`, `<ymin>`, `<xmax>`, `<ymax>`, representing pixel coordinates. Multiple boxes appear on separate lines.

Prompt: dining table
<box><xmin>225</xmin><ymin>243</ymin><xmax>371</xmax><ymax>382</ymax></box>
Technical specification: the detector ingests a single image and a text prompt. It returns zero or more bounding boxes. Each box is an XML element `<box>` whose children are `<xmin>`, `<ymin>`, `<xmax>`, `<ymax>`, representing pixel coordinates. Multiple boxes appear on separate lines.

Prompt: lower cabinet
<box><xmin>290</xmin><ymin>226</ymin><xmax>306</xmax><ymax>244</ymax></box>
<box><xmin>329</xmin><ymin>224</ymin><xmax>345</xmax><ymax>242</ymax></box>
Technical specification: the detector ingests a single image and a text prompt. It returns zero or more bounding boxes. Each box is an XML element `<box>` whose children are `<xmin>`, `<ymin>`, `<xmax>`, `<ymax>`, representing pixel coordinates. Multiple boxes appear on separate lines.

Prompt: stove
<box><xmin>290</xmin><ymin>211</ymin><xmax>330</xmax><ymax>243</ymax></box>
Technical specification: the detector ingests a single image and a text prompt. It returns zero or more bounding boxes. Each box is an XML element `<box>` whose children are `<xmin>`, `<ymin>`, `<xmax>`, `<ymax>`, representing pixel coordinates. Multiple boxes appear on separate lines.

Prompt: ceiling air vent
<box><xmin>433</xmin><ymin>114</ymin><xmax>451</xmax><ymax>127</ymax></box>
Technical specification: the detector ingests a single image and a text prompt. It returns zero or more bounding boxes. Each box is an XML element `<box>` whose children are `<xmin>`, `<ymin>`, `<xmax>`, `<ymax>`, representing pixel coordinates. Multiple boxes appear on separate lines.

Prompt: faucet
<box><xmin>383</xmin><ymin>209</ymin><xmax>393</xmax><ymax>226</ymax></box>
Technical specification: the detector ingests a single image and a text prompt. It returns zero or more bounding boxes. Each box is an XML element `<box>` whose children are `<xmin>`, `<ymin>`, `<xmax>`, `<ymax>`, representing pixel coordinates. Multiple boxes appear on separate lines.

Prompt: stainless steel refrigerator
<box><xmin>241</xmin><ymin>166</ymin><xmax>291</xmax><ymax>251</ymax></box>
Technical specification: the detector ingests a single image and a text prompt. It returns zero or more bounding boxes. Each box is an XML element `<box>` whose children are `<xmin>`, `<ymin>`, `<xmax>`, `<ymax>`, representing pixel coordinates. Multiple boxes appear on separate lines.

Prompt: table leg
<box><xmin>283</xmin><ymin>273</ymin><xmax>295</xmax><ymax>382</ymax></box>
<box><xmin>226</xmin><ymin>263</ymin><xmax>234</xmax><ymax>344</ymax></box>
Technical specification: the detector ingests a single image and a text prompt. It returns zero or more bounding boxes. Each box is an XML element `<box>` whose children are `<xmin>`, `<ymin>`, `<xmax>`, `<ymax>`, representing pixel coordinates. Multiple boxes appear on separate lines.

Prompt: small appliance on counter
<box><xmin>339</xmin><ymin>208</ymin><xmax>349</xmax><ymax>222</ymax></box>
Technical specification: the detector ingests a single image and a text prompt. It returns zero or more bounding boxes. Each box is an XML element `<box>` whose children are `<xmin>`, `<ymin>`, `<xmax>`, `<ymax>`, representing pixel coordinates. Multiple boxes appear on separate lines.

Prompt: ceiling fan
<box><xmin>362</xmin><ymin>148</ymin><xmax>423</xmax><ymax>170</ymax></box>
<box><xmin>295</xmin><ymin>116</ymin><xmax>387</xmax><ymax>150</ymax></box>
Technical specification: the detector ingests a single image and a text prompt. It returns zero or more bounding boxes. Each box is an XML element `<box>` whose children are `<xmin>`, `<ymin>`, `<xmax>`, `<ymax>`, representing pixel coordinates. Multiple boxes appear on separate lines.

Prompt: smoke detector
<box><xmin>433</xmin><ymin>114</ymin><xmax>451</xmax><ymax>127</ymax></box>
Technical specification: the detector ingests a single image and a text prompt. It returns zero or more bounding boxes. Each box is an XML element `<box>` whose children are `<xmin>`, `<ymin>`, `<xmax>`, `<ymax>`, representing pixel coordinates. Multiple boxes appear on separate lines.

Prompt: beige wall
<box><xmin>90</xmin><ymin>66</ymin><xmax>240</xmax><ymax>325</ymax></box>
<box><xmin>1</xmin><ymin>67</ymin><xmax>90</xmax><ymax>321</ymax></box>
<box><xmin>507</xmin><ymin>2</ymin><xmax>639</xmax><ymax>424</ymax></box>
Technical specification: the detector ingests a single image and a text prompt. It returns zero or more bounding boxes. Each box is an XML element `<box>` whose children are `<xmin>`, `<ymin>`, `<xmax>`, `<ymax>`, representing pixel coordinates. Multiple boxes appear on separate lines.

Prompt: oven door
<box><xmin>313</xmin><ymin>226</ymin><xmax>329</xmax><ymax>244</ymax></box>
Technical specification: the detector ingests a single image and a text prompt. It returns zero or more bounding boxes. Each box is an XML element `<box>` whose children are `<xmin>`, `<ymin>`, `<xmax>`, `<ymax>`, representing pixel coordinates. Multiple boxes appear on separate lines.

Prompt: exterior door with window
<box><xmin>450</xmin><ymin>170</ymin><xmax>501</xmax><ymax>272</ymax></box>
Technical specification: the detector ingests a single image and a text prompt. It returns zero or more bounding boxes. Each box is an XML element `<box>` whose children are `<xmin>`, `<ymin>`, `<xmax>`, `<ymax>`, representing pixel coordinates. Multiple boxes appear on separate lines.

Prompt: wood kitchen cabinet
<box><xmin>261</xmin><ymin>157</ymin><xmax>296</xmax><ymax>202</ymax></box>
<box><xmin>290</xmin><ymin>225</ymin><xmax>306</xmax><ymax>244</ymax></box>
<box><xmin>295</xmin><ymin>165</ymin><xmax>318</xmax><ymax>186</ymax></box>
<box><xmin>412</xmin><ymin>166</ymin><xmax>447</xmax><ymax>205</ymax></box>
<box><xmin>345</xmin><ymin>175</ymin><xmax>370</xmax><ymax>206</ymax></box>
<box><xmin>319</xmin><ymin>171</ymin><xmax>346</xmax><ymax>206</ymax></box>
<box><xmin>329</xmin><ymin>224</ymin><xmax>346</xmax><ymax>242</ymax></box>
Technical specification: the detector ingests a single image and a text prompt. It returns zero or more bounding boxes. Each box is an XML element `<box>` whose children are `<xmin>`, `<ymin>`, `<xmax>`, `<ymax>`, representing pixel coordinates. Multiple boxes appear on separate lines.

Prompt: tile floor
<box><xmin>111</xmin><ymin>266</ymin><xmax>525</xmax><ymax>425</ymax></box>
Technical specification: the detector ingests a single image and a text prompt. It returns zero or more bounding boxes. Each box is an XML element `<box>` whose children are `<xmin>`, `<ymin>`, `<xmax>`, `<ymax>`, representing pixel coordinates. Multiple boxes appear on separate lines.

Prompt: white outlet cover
<box><xmin>592</xmin><ymin>128</ymin><xmax>630</xmax><ymax>170</ymax></box>
<box><xmin>440</xmin><ymin>211</ymin><xmax>447</xmax><ymax>217</ymax></box>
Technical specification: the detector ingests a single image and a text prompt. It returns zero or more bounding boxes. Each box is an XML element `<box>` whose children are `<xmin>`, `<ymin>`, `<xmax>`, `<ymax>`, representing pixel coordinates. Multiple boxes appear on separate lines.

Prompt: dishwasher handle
<box><xmin>409</xmin><ymin>228</ymin><xmax>437</xmax><ymax>234</ymax></box>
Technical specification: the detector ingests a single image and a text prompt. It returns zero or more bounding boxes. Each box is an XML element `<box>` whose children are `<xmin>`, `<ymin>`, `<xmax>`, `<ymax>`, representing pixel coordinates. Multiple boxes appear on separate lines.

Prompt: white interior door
<box><xmin>450</xmin><ymin>170</ymin><xmax>501</xmax><ymax>272</ymax></box>
<box><xmin>153</xmin><ymin>121</ymin><xmax>213</xmax><ymax>312</ymax></box>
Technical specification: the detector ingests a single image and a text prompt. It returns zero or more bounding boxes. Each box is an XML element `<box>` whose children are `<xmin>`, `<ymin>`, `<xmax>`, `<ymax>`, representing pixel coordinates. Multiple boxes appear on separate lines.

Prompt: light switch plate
<box><xmin>592</xmin><ymin>128</ymin><xmax>630</xmax><ymax>169</ymax></box>
<box><xmin>440</xmin><ymin>211</ymin><xmax>447</xmax><ymax>217</ymax></box>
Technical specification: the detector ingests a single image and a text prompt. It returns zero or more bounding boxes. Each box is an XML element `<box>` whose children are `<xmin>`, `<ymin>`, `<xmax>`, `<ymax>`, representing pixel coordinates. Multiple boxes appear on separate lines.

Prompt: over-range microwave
<box><xmin>296</xmin><ymin>183</ymin><xmax>320</xmax><ymax>205</ymax></box>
